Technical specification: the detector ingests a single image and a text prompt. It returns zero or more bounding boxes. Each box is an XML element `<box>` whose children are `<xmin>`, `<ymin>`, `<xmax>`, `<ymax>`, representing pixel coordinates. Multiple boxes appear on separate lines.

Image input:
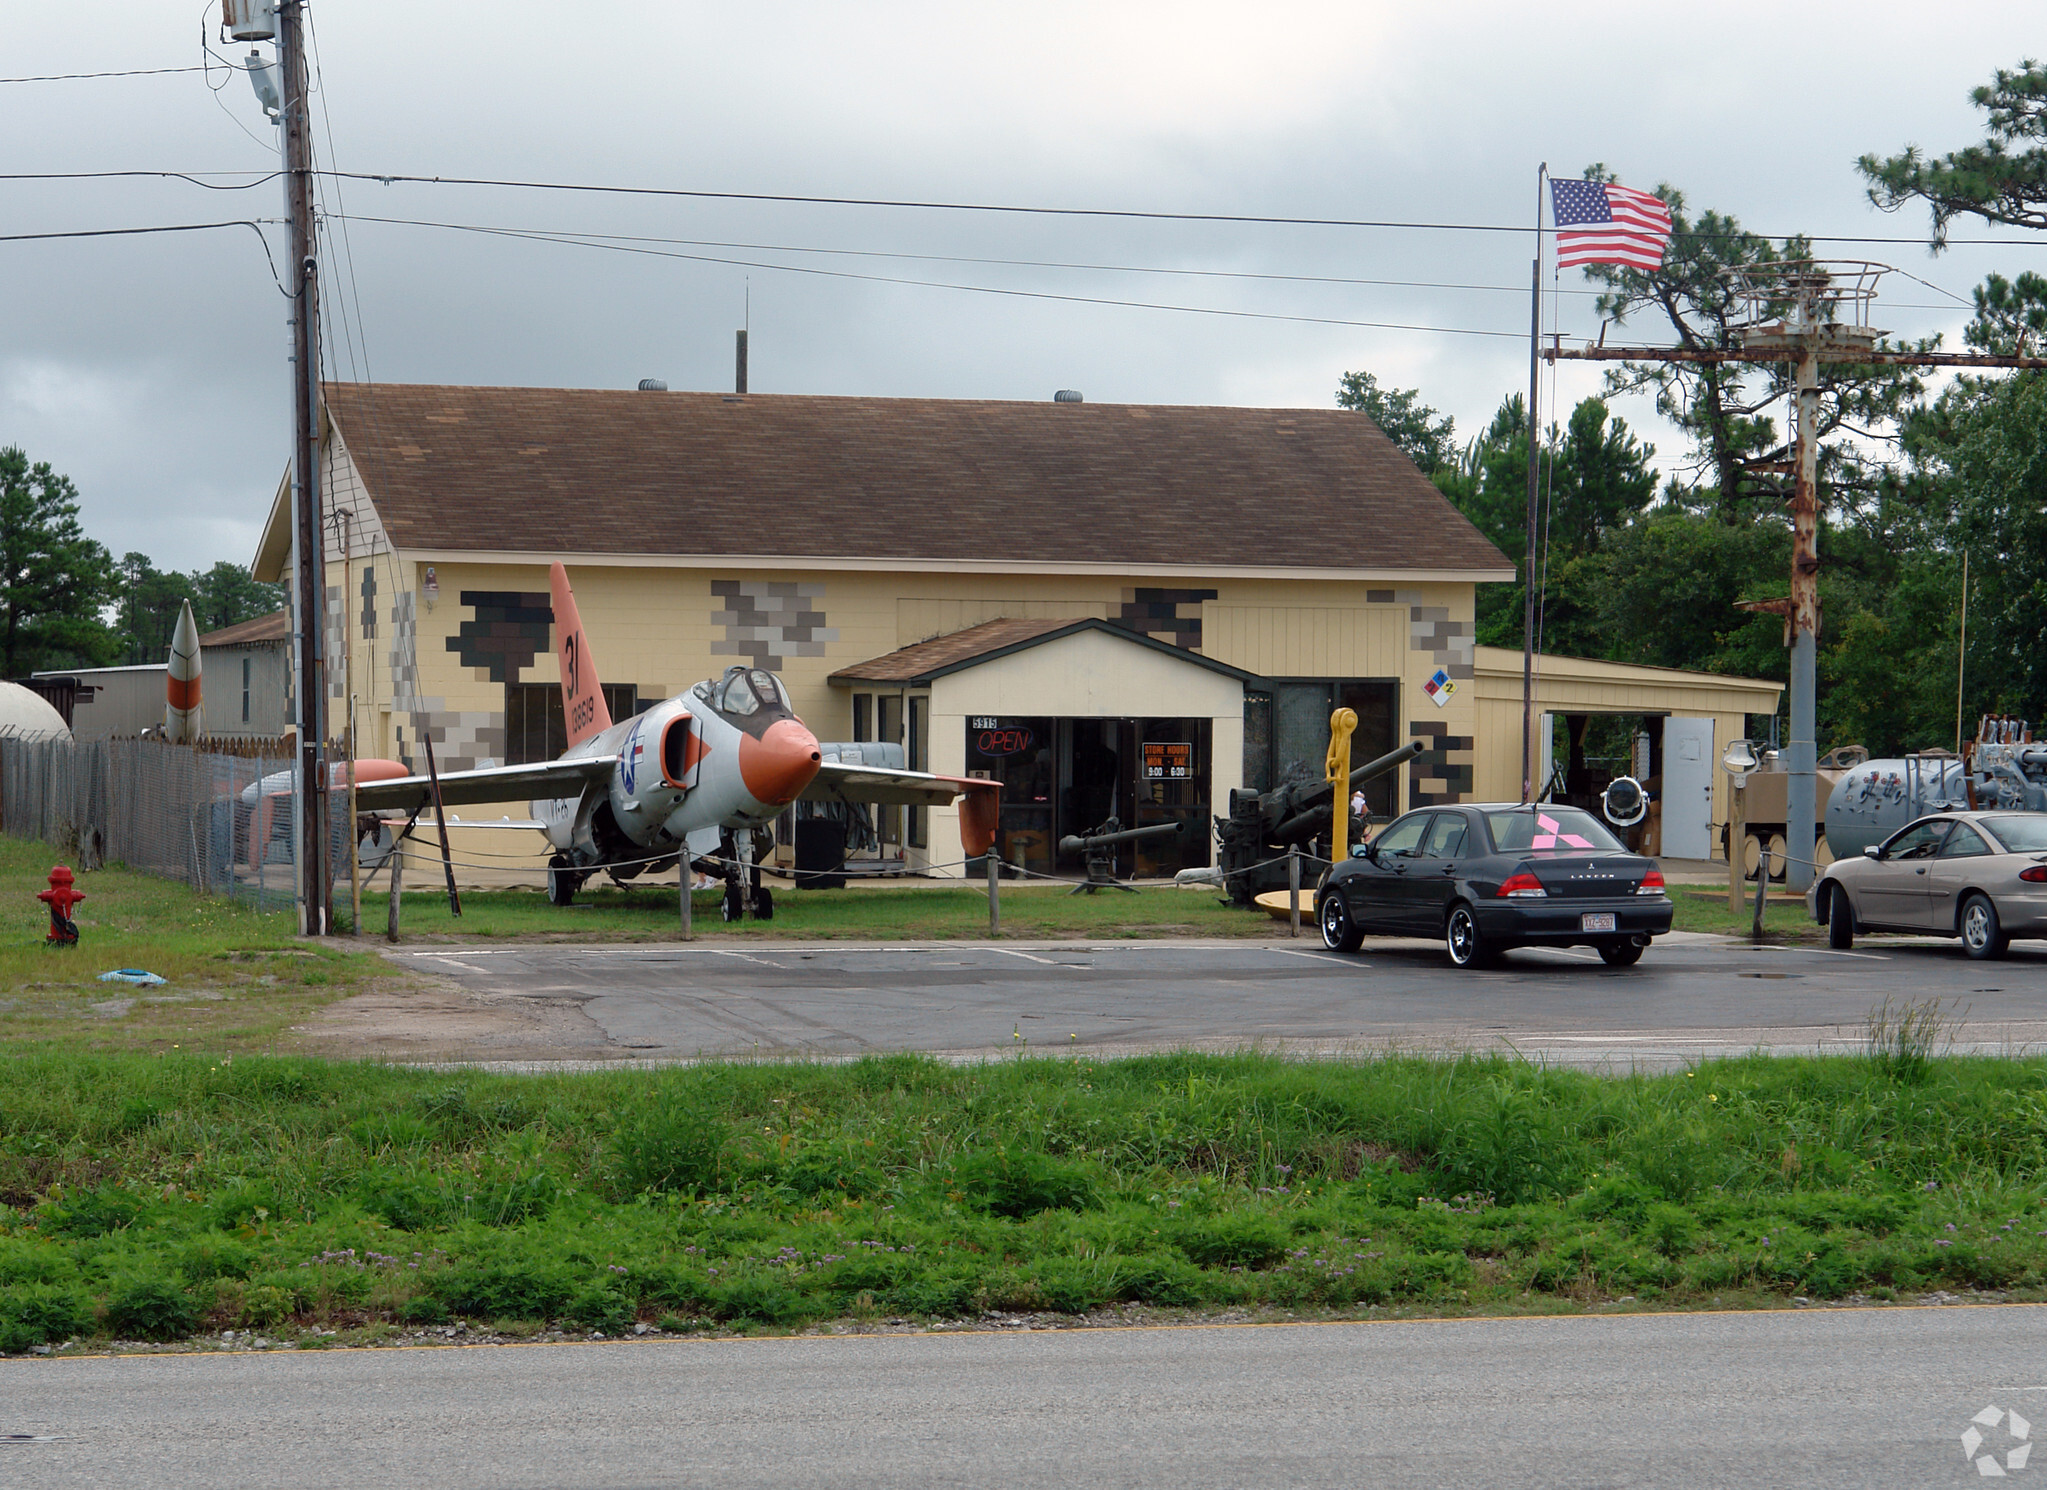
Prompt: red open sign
<box><xmin>976</xmin><ymin>728</ymin><xmax>1035</xmax><ymax>757</ymax></box>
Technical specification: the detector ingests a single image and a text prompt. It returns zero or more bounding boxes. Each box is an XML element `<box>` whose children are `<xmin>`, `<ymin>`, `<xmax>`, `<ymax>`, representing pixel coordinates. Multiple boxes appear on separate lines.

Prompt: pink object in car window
<box><xmin>1531</xmin><ymin>812</ymin><xmax>1595</xmax><ymax>850</ymax></box>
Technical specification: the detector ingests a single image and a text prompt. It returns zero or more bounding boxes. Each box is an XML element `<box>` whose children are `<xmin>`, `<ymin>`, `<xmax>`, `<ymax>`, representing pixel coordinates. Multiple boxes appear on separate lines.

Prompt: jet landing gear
<box><xmin>546</xmin><ymin>855</ymin><xmax>588</xmax><ymax>907</ymax></box>
<box><xmin>719</xmin><ymin>831</ymin><xmax>775</xmax><ymax>921</ymax></box>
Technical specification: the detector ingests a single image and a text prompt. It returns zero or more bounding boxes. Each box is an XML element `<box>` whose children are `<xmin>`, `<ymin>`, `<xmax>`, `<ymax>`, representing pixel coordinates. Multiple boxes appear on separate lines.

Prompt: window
<box><xmin>1421</xmin><ymin>813</ymin><xmax>1469</xmax><ymax>859</ymax></box>
<box><xmin>852</xmin><ymin>693</ymin><xmax>872</xmax><ymax>742</ymax></box>
<box><xmin>908</xmin><ymin>696</ymin><xmax>928</xmax><ymax>847</ymax></box>
<box><xmin>1266</xmin><ymin>679</ymin><xmax>1399</xmax><ymax>813</ymax></box>
<box><xmin>874</xmin><ymin>695</ymin><xmax>906</xmax><ymax>846</ymax></box>
<box><xmin>1483</xmin><ymin>806</ymin><xmax>1624</xmax><ymax>855</ymax></box>
<box><xmin>1939</xmin><ymin>823</ymin><xmax>1991</xmax><ymax>858</ymax></box>
<box><xmin>1371</xmin><ymin>814</ymin><xmax>1431</xmax><ymax>858</ymax></box>
<box><xmin>504</xmin><ymin>682</ymin><xmax>640</xmax><ymax>764</ymax></box>
<box><xmin>241</xmin><ymin>656</ymin><xmax>251</xmax><ymax>723</ymax></box>
<box><xmin>719</xmin><ymin>672</ymin><xmax>760</xmax><ymax>716</ymax></box>
<box><xmin>967</xmin><ymin>716</ymin><xmax>1054</xmax><ymax>875</ymax></box>
<box><xmin>1241</xmin><ymin>691</ymin><xmax>1273</xmax><ymax>795</ymax></box>
<box><xmin>1984</xmin><ymin>815</ymin><xmax>2047</xmax><ymax>853</ymax></box>
<box><xmin>1883</xmin><ymin>819</ymin><xmax>1949</xmax><ymax>861</ymax></box>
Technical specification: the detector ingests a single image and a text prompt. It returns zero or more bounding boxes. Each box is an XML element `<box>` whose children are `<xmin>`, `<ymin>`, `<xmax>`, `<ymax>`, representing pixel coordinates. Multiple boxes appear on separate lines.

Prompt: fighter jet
<box><xmin>354</xmin><ymin>563</ymin><xmax>999</xmax><ymax>919</ymax></box>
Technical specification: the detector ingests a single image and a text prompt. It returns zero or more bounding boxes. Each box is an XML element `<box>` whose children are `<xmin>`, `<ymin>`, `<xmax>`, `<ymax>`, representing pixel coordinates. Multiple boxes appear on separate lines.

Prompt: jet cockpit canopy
<box><xmin>697</xmin><ymin>666</ymin><xmax>794</xmax><ymax>733</ymax></box>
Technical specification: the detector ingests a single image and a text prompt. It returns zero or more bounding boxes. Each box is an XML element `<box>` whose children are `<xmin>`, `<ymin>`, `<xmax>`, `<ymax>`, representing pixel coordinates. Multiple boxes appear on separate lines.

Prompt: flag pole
<box><xmin>1521</xmin><ymin>163</ymin><xmax>1547</xmax><ymax>804</ymax></box>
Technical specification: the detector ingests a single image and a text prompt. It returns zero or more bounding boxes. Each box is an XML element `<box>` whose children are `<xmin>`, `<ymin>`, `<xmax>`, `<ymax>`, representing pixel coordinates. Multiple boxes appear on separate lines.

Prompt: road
<box><xmin>385</xmin><ymin>932</ymin><xmax>2047</xmax><ymax>1069</ymax></box>
<box><xmin>6</xmin><ymin>1307</ymin><xmax>2043</xmax><ymax>1488</ymax></box>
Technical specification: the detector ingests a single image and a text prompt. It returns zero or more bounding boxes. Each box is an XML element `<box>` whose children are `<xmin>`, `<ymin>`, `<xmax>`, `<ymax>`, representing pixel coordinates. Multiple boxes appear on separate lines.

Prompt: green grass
<box><xmin>1668</xmin><ymin>886</ymin><xmax>1827</xmax><ymax>941</ymax></box>
<box><xmin>0</xmin><ymin>837</ymin><xmax>387</xmax><ymax>1052</ymax></box>
<box><xmin>6</xmin><ymin>1043</ymin><xmax>2046</xmax><ymax>1350</ymax></box>
<box><xmin>353</xmin><ymin>877</ymin><xmax>1826</xmax><ymax>945</ymax></box>
<box><xmin>346</xmin><ymin>881</ymin><xmax>1286</xmax><ymax>943</ymax></box>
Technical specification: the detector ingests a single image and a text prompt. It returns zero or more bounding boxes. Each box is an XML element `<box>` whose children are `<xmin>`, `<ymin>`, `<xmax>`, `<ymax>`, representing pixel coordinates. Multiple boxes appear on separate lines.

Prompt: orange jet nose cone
<box><xmin>739</xmin><ymin>718</ymin><xmax>822</xmax><ymax>807</ymax></box>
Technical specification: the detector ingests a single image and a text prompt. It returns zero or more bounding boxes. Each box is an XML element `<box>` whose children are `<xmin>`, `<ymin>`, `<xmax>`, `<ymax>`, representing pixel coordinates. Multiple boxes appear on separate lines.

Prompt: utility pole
<box><xmin>1545</xmin><ymin>261</ymin><xmax>2047</xmax><ymax>893</ymax></box>
<box><xmin>279</xmin><ymin>0</ymin><xmax>330</xmax><ymax>935</ymax></box>
<box><xmin>1522</xmin><ymin>255</ymin><xmax>1541</xmax><ymax>803</ymax></box>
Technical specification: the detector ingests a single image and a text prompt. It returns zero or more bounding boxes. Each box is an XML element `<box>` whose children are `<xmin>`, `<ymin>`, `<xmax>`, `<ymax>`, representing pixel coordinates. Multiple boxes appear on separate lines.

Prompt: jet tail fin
<box><xmin>551</xmin><ymin>561</ymin><xmax>612</xmax><ymax>747</ymax></box>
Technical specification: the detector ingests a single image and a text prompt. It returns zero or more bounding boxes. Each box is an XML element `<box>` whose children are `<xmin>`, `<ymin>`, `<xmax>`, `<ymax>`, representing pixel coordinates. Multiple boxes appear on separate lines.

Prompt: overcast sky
<box><xmin>3</xmin><ymin>1</ymin><xmax>2039</xmax><ymax>574</ymax></box>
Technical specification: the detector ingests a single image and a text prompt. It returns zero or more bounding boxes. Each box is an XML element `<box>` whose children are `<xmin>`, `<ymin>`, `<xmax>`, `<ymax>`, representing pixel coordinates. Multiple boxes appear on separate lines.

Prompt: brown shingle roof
<box><xmin>320</xmin><ymin>384</ymin><xmax>1511</xmax><ymax>575</ymax></box>
<box><xmin>828</xmin><ymin>617</ymin><xmax>1265</xmax><ymax>685</ymax></box>
<box><xmin>829</xmin><ymin>619</ymin><xmax>1082</xmax><ymax>683</ymax></box>
<box><xmin>198</xmin><ymin>609</ymin><xmax>290</xmax><ymax>647</ymax></box>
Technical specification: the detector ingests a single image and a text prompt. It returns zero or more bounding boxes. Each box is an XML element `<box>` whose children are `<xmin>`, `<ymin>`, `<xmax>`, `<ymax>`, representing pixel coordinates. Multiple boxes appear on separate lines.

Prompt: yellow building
<box><xmin>255</xmin><ymin>382</ymin><xmax>1779</xmax><ymax>878</ymax></box>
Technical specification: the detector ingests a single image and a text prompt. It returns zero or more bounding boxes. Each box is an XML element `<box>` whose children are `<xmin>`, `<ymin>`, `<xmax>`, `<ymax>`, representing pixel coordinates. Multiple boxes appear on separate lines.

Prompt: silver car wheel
<box><xmin>1960</xmin><ymin>892</ymin><xmax>2008</xmax><ymax>961</ymax></box>
<box><xmin>1446</xmin><ymin>904</ymin><xmax>1482</xmax><ymax>968</ymax></box>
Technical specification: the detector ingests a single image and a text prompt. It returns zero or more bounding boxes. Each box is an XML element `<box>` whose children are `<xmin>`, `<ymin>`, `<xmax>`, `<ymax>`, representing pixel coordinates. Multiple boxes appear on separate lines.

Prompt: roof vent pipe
<box><xmin>1053</xmin><ymin>389</ymin><xmax>1084</xmax><ymax>403</ymax></box>
<box><xmin>637</xmin><ymin>378</ymin><xmax>667</xmax><ymax>391</ymax></box>
<box><xmin>735</xmin><ymin>329</ymin><xmax>749</xmax><ymax>395</ymax></box>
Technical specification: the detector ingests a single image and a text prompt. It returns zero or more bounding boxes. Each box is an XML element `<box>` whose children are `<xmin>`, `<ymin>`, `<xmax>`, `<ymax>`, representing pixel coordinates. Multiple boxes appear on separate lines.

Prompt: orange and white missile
<box><xmin>165</xmin><ymin>598</ymin><xmax>203</xmax><ymax>743</ymax></box>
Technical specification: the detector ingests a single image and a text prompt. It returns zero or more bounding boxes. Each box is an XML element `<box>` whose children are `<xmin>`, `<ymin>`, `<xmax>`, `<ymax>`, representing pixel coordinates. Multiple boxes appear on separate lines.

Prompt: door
<box><xmin>1924</xmin><ymin>820</ymin><xmax>1993</xmax><ymax>934</ymax></box>
<box><xmin>1860</xmin><ymin>818</ymin><xmax>1949</xmax><ymax>929</ymax></box>
<box><xmin>1403</xmin><ymin>810</ymin><xmax>1472</xmax><ymax>934</ymax></box>
<box><xmin>1349</xmin><ymin>811</ymin><xmax>1431</xmax><ymax>929</ymax></box>
<box><xmin>1661</xmin><ymin>717</ymin><xmax>1715</xmax><ymax>860</ymax></box>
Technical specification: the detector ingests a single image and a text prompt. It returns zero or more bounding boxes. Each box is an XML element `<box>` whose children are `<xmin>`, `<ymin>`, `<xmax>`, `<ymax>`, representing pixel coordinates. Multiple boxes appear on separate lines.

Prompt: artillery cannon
<box><xmin>1214</xmin><ymin>740</ymin><xmax>1426</xmax><ymax>906</ymax></box>
<box><xmin>1058</xmin><ymin>817</ymin><xmax>1190</xmax><ymax>894</ymax></box>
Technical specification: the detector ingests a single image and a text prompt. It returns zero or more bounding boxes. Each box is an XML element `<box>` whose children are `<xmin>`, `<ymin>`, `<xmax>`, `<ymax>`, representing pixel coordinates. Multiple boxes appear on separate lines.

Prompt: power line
<box><xmin>5</xmin><ymin>166</ymin><xmax>2045</xmax><ymax>249</ymax></box>
<box><xmin>318</xmin><ymin>214</ymin><xmax>1986</xmax><ymax>312</ymax></box>
<box><xmin>336</xmin><ymin>218</ymin><xmax>1617</xmax><ymax>296</ymax></box>
<box><xmin>0</xmin><ymin>169</ymin><xmax>280</xmax><ymax>190</ymax></box>
<box><xmin>331</xmin><ymin>212</ymin><xmax>1528</xmax><ymax>339</ymax></box>
<box><xmin>0</xmin><ymin>65</ymin><xmax>207</xmax><ymax>84</ymax></box>
<box><xmin>328</xmin><ymin>171</ymin><xmax>1534</xmax><ymax>234</ymax></box>
<box><xmin>323</xmin><ymin>170</ymin><xmax>2047</xmax><ymax>247</ymax></box>
<box><xmin>0</xmin><ymin>218</ymin><xmax>265</xmax><ymax>243</ymax></box>
<box><xmin>0</xmin><ymin>219</ymin><xmax>289</xmax><ymax>293</ymax></box>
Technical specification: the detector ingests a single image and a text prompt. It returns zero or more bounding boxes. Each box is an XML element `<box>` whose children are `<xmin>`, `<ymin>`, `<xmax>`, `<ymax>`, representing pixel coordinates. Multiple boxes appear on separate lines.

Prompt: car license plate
<box><xmin>1580</xmin><ymin>913</ymin><xmax>1617</xmax><ymax>933</ymax></box>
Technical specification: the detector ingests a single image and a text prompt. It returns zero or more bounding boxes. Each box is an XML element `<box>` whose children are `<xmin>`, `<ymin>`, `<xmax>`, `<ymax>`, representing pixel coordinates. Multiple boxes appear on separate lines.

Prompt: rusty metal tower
<box><xmin>1547</xmin><ymin>262</ymin><xmax>2047</xmax><ymax>893</ymax></box>
<box><xmin>1723</xmin><ymin>262</ymin><xmax>1885</xmax><ymax>892</ymax></box>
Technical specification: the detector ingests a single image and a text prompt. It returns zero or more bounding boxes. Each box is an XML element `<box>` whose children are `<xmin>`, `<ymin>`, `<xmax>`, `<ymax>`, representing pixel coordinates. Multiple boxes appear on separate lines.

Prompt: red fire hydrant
<box><xmin>39</xmin><ymin>865</ymin><xmax>83</xmax><ymax>945</ymax></box>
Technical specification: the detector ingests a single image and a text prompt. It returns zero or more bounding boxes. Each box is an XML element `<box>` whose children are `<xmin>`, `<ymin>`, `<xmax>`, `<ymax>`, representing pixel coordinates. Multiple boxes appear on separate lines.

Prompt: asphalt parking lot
<box><xmin>388</xmin><ymin>931</ymin><xmax>2047</xmax><ymax>1068</ymax></box>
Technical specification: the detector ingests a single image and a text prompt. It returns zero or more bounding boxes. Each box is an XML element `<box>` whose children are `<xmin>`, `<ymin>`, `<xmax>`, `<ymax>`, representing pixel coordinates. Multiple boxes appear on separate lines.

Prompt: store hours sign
<box><xmin>1142</xmin><ymin>741</ymin><xmax>1194</xmax><ymax>780</ymax></box>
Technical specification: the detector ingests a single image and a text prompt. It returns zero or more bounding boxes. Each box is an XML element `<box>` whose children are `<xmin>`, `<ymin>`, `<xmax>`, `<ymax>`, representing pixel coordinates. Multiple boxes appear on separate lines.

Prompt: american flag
<box><xmin>1549</xmin><ymin>178</ymin><xmax>1672</xmax><ymax>272</ymax></box>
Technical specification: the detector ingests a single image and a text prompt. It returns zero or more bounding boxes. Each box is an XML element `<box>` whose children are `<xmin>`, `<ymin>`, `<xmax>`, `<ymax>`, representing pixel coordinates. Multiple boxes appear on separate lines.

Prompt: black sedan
<box><xmin>1315</xmin><ymin>802</ymin><xmax>1673</xmax><ymax>968</ymax></box>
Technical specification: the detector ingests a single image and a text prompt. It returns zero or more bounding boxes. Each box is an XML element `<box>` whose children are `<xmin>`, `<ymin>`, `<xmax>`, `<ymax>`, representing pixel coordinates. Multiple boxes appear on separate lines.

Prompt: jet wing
<box><xmin>802</xmin><ymin>761</ymin><xmax>986</xmax><ymax>809</ymax></box>
<box><xmin>801</xmin><ymin>761</ymin><xmax>1001</xmax><ymax>857</ymax></box>
<box><xmin>353</xmin><ymin>757</ymin><xmax>613</xmax><ymax>814</ymax></box>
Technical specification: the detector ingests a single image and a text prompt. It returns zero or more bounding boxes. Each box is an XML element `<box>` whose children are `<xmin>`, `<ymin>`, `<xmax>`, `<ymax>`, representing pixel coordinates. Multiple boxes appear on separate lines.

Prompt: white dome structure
<box><xmin>0</xmin><ymin>681</ymin><xmax>72</xmax><ymax>742</ymax></box>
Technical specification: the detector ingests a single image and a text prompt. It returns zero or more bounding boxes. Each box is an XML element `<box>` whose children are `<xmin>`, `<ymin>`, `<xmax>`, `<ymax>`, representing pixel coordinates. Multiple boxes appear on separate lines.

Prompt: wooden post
<box><xmin>386</xmin><ymin>836</ymin><xmax>404</xmax><ymax>943</ymax></box>
<box><xmin>423</xmin><ymin>735</ymin><xmax>461</xmax><ymax>917</ymax></box>
<box><xmin>347</xmin><ymin>692</ymin><xmax>361</xmax><ymax>936</ymax></box>
<box><xmin>987</xmin><ymin>849</ymin><xmax>1001</xmax><ymax>937</ymax></box>
<box><xmin>1287</xmin><ymin>843</ymin><xmax>1301</xmax><ymax>938</ymax></box>
<box><xmin>1728</xmin><ymin>772</ymin><xmax>1746</xmax><ymax>912</ymax></box>
<box><xmin>1751</xmin><ymin>843</ymin><xmax>1769</xmax><ymax>941</ymax></box>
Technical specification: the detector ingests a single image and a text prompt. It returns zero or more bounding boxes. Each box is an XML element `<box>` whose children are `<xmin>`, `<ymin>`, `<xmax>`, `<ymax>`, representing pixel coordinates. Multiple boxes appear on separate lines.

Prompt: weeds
<box><xmin>4</xmin><ymin>1046</ymin><xmax>2047</xmax><ymax>1350</ymax></box>
<box><xmin>1865</xmin><ymin>997</ymin><xmax>1964</xmax><ymax>1083</ymax></box>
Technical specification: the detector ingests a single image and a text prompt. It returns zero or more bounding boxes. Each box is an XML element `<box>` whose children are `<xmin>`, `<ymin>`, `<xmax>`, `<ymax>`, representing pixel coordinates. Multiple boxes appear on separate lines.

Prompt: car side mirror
<box><xmin>1349</xmin><ymin>843</ymin><xmax>1371</xmax><ymax>858</ymax></box>
<box><xmin>1362</xmin><ymin>839</ymin><xmax>1380</xmax><ymax>861</ymax></box>
<box><xmin>1863</xmin><ymin>845</ymin><xmax>1880</xmax><ymax>860</ymax></box>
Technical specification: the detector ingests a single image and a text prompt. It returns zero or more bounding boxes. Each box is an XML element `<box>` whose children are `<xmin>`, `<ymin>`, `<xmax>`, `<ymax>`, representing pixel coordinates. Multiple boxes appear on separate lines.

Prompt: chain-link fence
<box><xmin>0</xmin><ymin>737</ymin><xmax>349</xmax><ymax>910</ymax></box>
